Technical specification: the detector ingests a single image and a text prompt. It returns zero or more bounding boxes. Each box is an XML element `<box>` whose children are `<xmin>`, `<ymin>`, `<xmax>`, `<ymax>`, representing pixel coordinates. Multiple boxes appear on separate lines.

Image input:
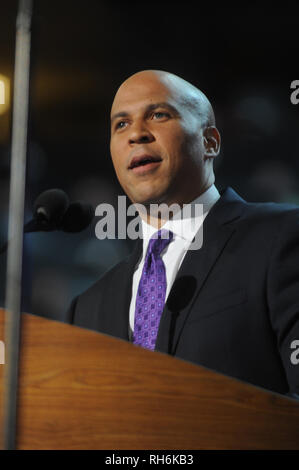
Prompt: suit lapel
<box><xmin>107</xmin><ymin>238</ymin><xmax>143</xmax><ymax>341</ymax></box>
<box><xmin>155</xmin><ymin>187</ymin><xmax>246</xmax><ymax>354</ymax></box>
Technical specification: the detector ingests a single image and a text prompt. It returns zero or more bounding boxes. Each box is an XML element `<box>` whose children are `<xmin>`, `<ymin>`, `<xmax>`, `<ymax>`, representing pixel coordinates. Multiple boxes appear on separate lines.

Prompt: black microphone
<box><xmin>166</xmin><ymin>276</ymin><xmax>197</xmax><ymax>354</ymax></box>
<box><xmin>25</xmin><ymin>189</ymin><xmax>94</xmax><ymax>233</ymax></box>
<box><xmin>167</xmin><ymin>276</ymin><xmax>197</xmax><ymax>312</ymax></box>
<box><xmin>0</xmin><ymin>189</ymin><xmax>94</xmax><ymax>254</ymax></box>
<box><xmin>59</xmin><ymin>201</ymin><xmax>94</xmax><ymax>233</ymax></box>
<box><xmin>24</xmin><ymin>188</ymin><xmax>70</xmax><ymax>232</ymax></box>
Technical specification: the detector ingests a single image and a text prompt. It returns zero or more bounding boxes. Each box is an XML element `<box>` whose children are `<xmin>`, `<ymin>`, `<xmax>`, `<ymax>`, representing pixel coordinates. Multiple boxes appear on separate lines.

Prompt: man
<box><xmin>67</xmin><ymin>70</ymin><xmax>299</xmax><ymax>397</ymax></box>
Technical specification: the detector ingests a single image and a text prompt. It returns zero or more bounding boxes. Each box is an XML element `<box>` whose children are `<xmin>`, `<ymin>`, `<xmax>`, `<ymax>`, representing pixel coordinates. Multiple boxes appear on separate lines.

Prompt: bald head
<box><xmin>112</xmin><ymin>69</ymin><xmax>216</xmax><ymax>129</ymax></box>
<box><xmin>110</xmin><ymin>69</ymin><xmax>221</xmax><ymax>211</ymax></box>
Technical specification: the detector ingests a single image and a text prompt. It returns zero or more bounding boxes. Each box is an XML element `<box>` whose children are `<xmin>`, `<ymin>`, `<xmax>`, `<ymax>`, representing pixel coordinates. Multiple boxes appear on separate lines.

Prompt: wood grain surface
<box><xmin>0</xmin><ymin>308</ymin><xmax>299</xmax><ymax>449</ymax></box>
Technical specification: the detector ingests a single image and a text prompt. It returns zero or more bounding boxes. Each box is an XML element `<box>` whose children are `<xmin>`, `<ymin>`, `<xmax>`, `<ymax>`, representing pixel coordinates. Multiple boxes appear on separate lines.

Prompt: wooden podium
<box><xmin>0</xmin><ymin>308</ymin><xmax>299</xmax><ymax>449</ymax></box>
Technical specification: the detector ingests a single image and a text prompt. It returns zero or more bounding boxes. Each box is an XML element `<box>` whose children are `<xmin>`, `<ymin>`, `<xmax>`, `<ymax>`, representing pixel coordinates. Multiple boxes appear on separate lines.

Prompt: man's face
<box><xmin>110</xmin><ymin>73</ymin><xmax>211</xmax><ymax>207</ymax></box>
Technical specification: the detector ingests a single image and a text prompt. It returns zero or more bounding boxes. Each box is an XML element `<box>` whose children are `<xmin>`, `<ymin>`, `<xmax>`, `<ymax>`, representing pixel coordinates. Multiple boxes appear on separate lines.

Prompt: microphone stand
<box><xmin>2</xmin><ymin>0</ymin><xmax>33</xmax><ymax>450</ymax></box>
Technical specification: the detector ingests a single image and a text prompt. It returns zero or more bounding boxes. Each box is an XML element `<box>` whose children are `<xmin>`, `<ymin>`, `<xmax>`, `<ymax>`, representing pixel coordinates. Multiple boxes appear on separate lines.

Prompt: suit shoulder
<box><xmin>78</xmin><ymin>255</ymin><xmax>130</xmax><ymax>300</ymax></box>
<box><xmin>242</xmin><ymin>199</ymin><xmax>299</xmax><ymax>224</ymax></box>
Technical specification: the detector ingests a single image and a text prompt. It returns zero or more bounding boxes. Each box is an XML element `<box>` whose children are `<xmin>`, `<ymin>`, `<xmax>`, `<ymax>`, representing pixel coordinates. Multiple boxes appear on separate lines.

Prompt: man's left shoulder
<box><xmin>218</xmin><ymin>187</ymin><xmax>299</xmax><ymax>230</ymax></box>
<box><xmin>242</xmin><ymin>198</ymin><xmax>299</xmax><ymax>228</ymax></box>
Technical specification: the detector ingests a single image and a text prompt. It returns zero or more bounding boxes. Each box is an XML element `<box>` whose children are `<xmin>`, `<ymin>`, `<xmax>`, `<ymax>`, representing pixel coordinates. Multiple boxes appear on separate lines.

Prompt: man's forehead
<box><xmin>110</xmin><ymin>70</ymin><xmax>214</xmax><ymax>126</ymax></box>
<box><xmin>111</xmin><ymin>75</ymin><xmax>172</xmax><ymax>115</ymax></box>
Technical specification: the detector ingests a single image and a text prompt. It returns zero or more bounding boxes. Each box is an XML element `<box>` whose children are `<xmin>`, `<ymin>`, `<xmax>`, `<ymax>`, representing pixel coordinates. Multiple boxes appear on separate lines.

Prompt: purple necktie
<box><xmin>133</xmin><ymin>229</ymin><xmax>173</xmax><ymax>350</ymax></box>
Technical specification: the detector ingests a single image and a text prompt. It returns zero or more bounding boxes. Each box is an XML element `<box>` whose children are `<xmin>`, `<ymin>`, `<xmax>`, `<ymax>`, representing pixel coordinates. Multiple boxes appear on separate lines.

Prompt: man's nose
<box><xmin>128</xmin><ymin>121</ymin><xmax>155</xmax><ymax>144</ymax></box>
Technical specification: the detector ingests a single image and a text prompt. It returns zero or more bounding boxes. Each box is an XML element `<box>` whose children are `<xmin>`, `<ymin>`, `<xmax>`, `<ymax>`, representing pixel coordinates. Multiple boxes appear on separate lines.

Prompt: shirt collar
<box><xmin>140</xmin><ymin>184</ymin><xmax>220</xmax><ymax>251</ymax></box>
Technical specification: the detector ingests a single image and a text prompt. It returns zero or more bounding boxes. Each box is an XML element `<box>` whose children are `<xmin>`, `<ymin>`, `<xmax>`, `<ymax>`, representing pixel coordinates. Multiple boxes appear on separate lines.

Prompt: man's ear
<box><xmin>203</xmin><ymin>126</ymin><xmax>221</xmax><ymax>158</ymax></box>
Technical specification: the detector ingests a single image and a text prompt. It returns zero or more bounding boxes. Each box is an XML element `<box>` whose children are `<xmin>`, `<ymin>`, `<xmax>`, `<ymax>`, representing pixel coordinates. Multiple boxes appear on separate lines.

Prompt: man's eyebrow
<box><xmin>110</xmin><ymin>111</ymin><xmax>129</xmax><ymax>124</ymax></box>
<box><xmin>145</xmin><ymin>102</ymin><xmax>180</xmax><ymax>115</ymax></box>
<box><xmin>110</xmin><ymin>102</ymin><xmax>179</xmax><ymax>123</ymax></box>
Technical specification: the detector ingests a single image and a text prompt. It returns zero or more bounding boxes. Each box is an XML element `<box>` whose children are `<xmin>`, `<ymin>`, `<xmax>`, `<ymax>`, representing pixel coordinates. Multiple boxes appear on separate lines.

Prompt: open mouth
<box><xmin>128</xmin><ymin>155</ymin><xmax>162</xmax><ymax>170</ymax></box>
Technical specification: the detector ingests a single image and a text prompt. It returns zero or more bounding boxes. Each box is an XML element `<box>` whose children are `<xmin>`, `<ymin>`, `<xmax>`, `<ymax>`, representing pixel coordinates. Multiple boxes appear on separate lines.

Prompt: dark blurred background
<box><xmin>0</xmin><ymin>1</ymin><xmax>298</xmax><ymax>320</ymax></box>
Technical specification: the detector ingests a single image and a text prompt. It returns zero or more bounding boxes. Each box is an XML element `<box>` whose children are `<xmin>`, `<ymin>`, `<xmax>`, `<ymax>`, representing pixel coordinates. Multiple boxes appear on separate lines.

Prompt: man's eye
<box><xmin>115</xmin><ymin>121</ymin><xmax>127</xmax><ymax>130</ymax></box>
<box><xmin>152</xmin><ymin>111</ymin><xmax>170</xmax><ymax>119</ymax></box>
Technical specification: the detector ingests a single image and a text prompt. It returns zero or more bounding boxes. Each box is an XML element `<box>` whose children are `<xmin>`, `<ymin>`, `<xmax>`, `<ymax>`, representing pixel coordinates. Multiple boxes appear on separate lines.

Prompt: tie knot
<box><xmin>147</xmin><ymin>229</ymin><xmax>173</xmax><ymax>259</ymax></box>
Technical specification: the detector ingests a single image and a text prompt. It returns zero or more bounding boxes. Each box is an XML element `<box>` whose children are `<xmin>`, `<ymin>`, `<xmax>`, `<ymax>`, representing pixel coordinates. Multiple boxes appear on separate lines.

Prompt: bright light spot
<box><xmin>0</xmin><ymin>340</ymin><xmax>4</xmax><ymax>364</ymax></box>
<box><xmin>0</xmin><ymin>74</ymin><xmax>10</xmax><ymax>114</ymax></box>
<box><xmin>0</xmin><ymin>81</ymin><xmax>4</xmax><ymax>104</ymax></box>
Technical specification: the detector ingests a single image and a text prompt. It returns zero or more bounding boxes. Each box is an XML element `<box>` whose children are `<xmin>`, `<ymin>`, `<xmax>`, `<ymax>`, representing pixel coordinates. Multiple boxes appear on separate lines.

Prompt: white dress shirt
<box><xmin>129</xmin><ymin>184</ymin><xmax>220</xmax><ymax>335</ymax></box>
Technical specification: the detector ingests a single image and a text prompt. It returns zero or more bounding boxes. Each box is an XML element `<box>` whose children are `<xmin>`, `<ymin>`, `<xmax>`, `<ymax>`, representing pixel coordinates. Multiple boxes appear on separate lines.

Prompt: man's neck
<box><xmin>138</xmin><ymin>184</ymin><xmax>217</xmax><ymax>228</ymax></box>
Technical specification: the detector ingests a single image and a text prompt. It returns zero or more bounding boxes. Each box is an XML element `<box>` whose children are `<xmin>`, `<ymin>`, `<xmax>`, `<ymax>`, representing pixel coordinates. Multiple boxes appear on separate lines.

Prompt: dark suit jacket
<box><xmin>66</xmin><ymin>188</ymin><xmax>299</xmax><ymax>396</ymax></box>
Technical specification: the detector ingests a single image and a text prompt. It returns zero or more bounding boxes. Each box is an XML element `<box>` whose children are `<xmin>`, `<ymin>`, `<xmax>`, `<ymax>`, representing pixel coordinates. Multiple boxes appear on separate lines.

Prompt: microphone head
<box><xmin>167</xmin><ymin>276</ymin><xmax>197</xmax><ymax>312</ymax></box>
<box><xmin>33</xmin><ymin>188</ymin><xmax>69</xmax><ymax>230</ymax></box>
<box><xmin>60</xmin><ymin>201</ymin><xmax>94</xmax><ymax>233</ymax></box>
